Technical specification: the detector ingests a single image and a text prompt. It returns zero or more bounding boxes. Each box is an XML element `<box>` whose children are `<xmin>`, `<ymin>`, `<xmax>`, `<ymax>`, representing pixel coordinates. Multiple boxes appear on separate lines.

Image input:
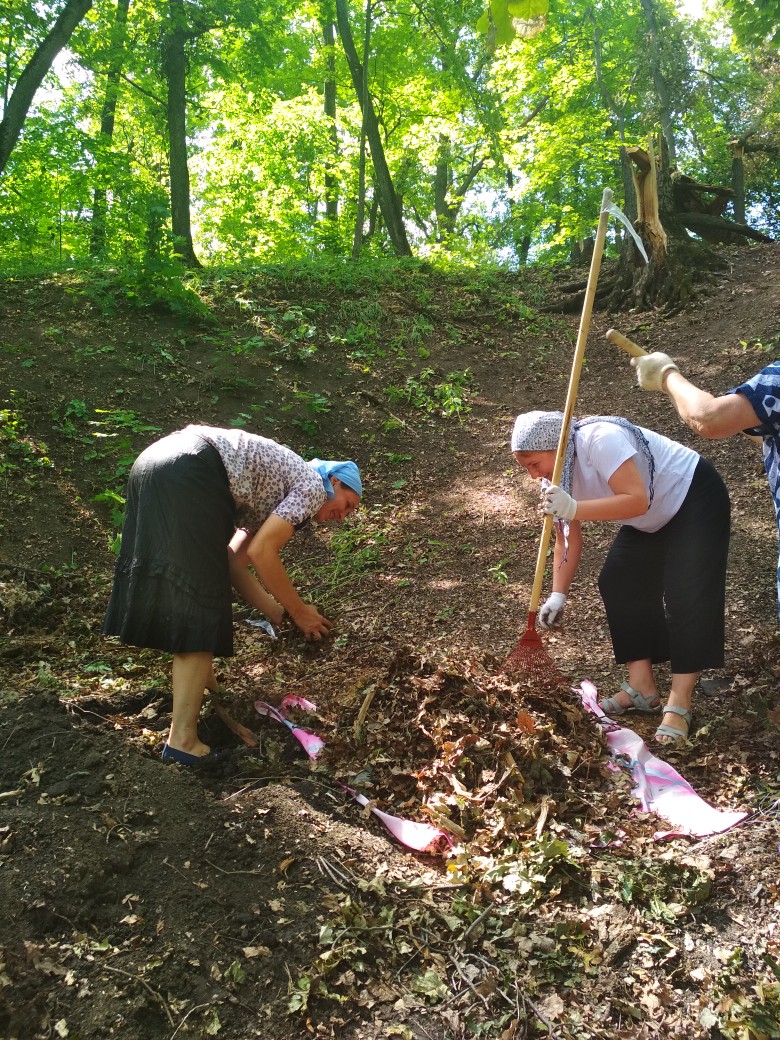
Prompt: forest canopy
<box><xmin>0</xmin><ymin>0</ymin><xmax>778</xmax><ymax>274</ymax></box>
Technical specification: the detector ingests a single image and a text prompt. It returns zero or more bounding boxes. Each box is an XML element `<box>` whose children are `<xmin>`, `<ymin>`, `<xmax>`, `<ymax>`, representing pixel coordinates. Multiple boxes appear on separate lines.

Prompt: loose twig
<box><xmin>354</xmin><ymin>684</ymin><xmax>377</xmax><ymax>741</ymax></box>
<box><xmin>102</xmin><ymin>964</ymin><xmax>175</xmax><ymax>1027</ymax></box>
<box><xmin>168</xmin><ymin>1002</ymin><xmax>211</xmax><ymax>1040</ymax></box>
<box><xmin>203</xmin><ymin>858</ymin><xmax>265</xmax><ymax>877</ymax></box>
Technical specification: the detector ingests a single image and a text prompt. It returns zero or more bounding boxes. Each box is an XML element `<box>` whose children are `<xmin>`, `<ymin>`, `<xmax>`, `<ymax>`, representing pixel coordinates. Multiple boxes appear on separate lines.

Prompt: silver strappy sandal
<box><xmin>654</xmin><ymin>706</ymin><xmax>692</xmax><ymax>745</ymax></box>
<box><xmin>599</xmin><ymin>681</ymin><xmax>661</xmax><ymax>716</ymax></box>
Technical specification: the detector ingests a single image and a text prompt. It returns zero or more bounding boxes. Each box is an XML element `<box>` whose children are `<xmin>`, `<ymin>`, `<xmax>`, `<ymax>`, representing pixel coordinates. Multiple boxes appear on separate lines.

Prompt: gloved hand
<box><xmin>631</xmin><ymin>351</ymin><xmax>679</xmax><ymax>392</ymax></box>
<box><xmin>538</xmin><ymin>592</ymin><xmax>567</xmax><ymax>629</ymax></box>
<box><xmin>542</xmin><ymin>484</ymin><xmax>577</xmax><ymax>521</ymax></box>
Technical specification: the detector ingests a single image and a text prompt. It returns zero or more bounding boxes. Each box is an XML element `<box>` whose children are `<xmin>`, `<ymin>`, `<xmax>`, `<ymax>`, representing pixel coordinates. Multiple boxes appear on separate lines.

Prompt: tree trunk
<box><xmin>320</xmin><ymin>15</ymin><xmax>339</xmax><ymax>223</ymax></box>
<box><xmin>351</xmin><ymin>0</ymin><xmax>371</xmax><ymax>258</ymax></box>
<box><xmin>90</xmin><ymin>0</ymin><xmax>132</xmax><ymax>256</ymax></box>
<box><xmin>335</xmin><ymin>0</ymin><xmax>411</xmax><ymax>257</ymax></box>
<box><xmin>433</xmin><ymin>134</ymin><xmax>484</xmax><ymax>242</ymax></box>
<box><xmin>608</xmin><ymin>136</ymin><xmax>725</xmax><ymax>311</ymax></box>
<box><xmin>0</xmin><ymin>0</ymin><xmax>92</xmax><ymax>175</ymax></box>
<box><xmin>730</xmin><ymin>140</ymin><xmax>746</xmax><ymax>224</ymax></box>
<box><xmin>164</xmin><ymin>0</ymin><xmax>200</xmax><ymax>267</ymax></box>
<box><xmin>637</xmin><ymin>0</ymin><xmax>677</xmax><ymax>167</ymax></box>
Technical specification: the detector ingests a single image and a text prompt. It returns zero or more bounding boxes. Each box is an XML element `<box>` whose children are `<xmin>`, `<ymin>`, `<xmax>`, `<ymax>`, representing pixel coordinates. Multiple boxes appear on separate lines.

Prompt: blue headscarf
<box><xmin>308</xmin><ymin>459</ymin><xmax>363</xmax><ymax>500</ymax></box>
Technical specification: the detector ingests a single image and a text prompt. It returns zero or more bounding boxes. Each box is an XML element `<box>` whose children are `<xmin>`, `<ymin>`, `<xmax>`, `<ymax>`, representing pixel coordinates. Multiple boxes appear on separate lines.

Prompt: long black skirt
<box><xmin>102</xmin><ymin>430</ymin><xmax>237</xmax><ymax>656</ymax></box>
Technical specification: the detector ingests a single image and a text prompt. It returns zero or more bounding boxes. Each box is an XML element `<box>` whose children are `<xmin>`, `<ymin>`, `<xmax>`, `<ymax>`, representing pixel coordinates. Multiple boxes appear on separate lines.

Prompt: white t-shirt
<box><xmin>186</xmin><ymin>425</ymin><xmax>326</xmax><ymax>532</ymax></box>
<box><xmin>570</xmin><ymin>422</ymin><xmax>699</xmax><ymax>533</ymax></box>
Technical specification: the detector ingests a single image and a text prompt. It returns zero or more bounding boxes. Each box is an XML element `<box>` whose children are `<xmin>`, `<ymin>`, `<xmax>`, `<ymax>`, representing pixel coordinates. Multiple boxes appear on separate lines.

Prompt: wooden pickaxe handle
<box><xmin>605</xmin><ymin>328</ymin><xmax>648</xmax><ymax>357</ymax></box>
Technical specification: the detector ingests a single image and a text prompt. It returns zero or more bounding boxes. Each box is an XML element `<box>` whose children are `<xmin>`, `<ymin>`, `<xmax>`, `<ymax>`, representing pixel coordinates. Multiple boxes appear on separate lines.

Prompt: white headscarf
<box><xmin>511</xmin><ymin>411</ymin><xmax>656</xmax><ymax>500</ymax></box>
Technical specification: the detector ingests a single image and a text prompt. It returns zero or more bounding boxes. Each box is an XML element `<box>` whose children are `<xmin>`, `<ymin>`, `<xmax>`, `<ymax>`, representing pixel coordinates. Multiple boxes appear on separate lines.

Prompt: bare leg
<box><xmin>168</xmin><ymin>651</ymin><xmax>214</xmax><ymax>757</ymax></box>
<box><xmin>610</xmin><ymin>659</ymin><xmax>660</xmax><ymax>709</ymax></box>
<box><xmin>657</xmin><ymin>671</ymin><xmax>697</xmax><ymax>742</ymax></box>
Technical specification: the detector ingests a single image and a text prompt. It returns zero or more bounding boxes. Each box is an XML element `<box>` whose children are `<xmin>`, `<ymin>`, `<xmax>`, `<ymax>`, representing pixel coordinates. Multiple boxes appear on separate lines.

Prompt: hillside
<box><xmin>1</xmin><ymin>246</ymin><xmax>779</xmax><ymax>1040</ymax></box>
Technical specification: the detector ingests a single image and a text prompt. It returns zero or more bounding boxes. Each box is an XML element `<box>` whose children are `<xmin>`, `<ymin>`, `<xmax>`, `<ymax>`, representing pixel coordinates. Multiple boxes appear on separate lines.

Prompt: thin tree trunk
<box><xmin>90</xmin><ymin>0</ymin><xmax>132</xmax><ymax>256</ymax></box>
<box><xmin>638</xmin><ymin>0</ymin><xmax>677</xmax><ymax>166</ymax></box>
<box><xmin>730</xmin><ymin>140</ymin><xmax>746</xmax><ymax>224</ymax></box>
<box><xmin>351</xmin><ymin>0</ymin><xmax>371</xmax><ymax>258</ymax></box>
<box><xmin>0</xmin><ymin>0</ymin><xmax>92</xmax><ymax>175</ymax></box>
<box><xmin>335</xmin><ymin>0</ymin><xmax>411</xmax><ymax>257</ymax></box>
<box><xmin>321</xmin><ymin>15</ymin><xmax>339</xmax><ymax>222</ymax></box>
<box><xmin>164</xmin><ymin>0</ymin><xmax>200</xmax><ymax>267</ymax></box>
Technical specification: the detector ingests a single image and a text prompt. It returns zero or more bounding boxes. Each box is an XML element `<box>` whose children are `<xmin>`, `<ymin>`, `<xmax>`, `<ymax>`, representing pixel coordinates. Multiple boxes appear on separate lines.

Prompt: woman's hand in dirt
<box><xmin>292</xmin><ymin>604</ymin><xmax>333</xmax><ymax>640</ymax></box>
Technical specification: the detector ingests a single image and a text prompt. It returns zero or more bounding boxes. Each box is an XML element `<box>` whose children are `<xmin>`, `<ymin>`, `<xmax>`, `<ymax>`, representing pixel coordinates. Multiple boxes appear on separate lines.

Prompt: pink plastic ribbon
<box><xmin>254</xmin><ymin>697</ymin><xmax>451</xmax><ymax>855</ymax></box>
<box><xmin>280</xmin><ymin>694</ymin><xmax>318</xmax><ymax>713</ymax></box>
<box><xmin>576</xmin><ymin>680</ymin><xmax>746</xmax><ymax>838</ymax></box>
<box><xmin>338</xmin><ymin>782</ymin><xmax>452</xmax><ymax>855</ymax></box>
<box><xmin>254</xmin><ymin>700</ymin><xmax>325</xmax><ymax>758</ymax></box>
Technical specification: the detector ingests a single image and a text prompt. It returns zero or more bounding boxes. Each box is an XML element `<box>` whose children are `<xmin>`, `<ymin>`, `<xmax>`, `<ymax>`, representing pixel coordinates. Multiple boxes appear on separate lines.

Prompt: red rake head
<box><xmin>501</xmin><ymin>613</ymin><xmax>569</xmax><ymax>687</ymax></box>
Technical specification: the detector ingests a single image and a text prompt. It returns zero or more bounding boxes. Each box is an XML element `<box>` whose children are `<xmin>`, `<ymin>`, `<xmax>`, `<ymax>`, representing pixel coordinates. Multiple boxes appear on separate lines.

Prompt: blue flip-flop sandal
<box><xmin>161</xmin><ymin>743</ymin><xmax>228</xmax><ymax>767</ymax></box>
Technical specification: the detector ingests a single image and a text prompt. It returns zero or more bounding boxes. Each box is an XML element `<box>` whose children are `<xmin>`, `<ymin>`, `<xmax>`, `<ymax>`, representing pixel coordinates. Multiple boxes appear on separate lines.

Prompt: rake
<box><xmin>503</xmin><ymin>187</ymin><xmax>614</xmax><ymax>682</ymax></box>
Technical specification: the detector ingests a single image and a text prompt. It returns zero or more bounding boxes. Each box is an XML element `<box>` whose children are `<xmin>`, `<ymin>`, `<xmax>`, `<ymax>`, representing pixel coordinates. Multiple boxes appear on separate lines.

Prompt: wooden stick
<box><xmin>605</xmin><ymin>327</ymin><xmax>648</xmax><ymax>357</ymax></box>
<box><xmin>527</xmin><ymin>187</ymin><xmax>614</xmax><ymax>615</ymax></box>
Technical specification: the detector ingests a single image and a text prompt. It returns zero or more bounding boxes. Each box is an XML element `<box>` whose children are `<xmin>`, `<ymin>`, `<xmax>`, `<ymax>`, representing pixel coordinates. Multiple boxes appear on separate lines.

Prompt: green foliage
<box><xmin>476</xmin><ymin>0</ymin><xmax>550</xmax><ymax>48</ymax></box>
<box><xmin>1</xmin><ymin>0</ymin><xmax>777</xmax><ymax>270</ymax></box>
<box><xmin>386</xmin><ymin>367</ymin><xmax>475</xmax><ymax>418</ymax></box>
<box><xmin>598</xmin><ymin>852</ymin><xmax>713</xmax><ymax>922</ymax></box>
<box><xmin>74</xmin><ymin>259</ymin><xmax>211</xmax><ymax>318</ymax></box>
<box><xmin>309</xmin><ymin>508</ymin><xmax>391</xmax><ymax>602</ymax></box>
<box><xmin>723</xmin><ymin>0</ymin><xmax>780</xmax><ymax>47</ymax></box>
<box><xmin>0</xmin><ymin>406</ymin><xmax>52</xmax><ymax>476</ymax></box>
<box><xmin>269</xmin><ymin>307</ymin><xmax>319</xmax><ymax>363</ymax></box>
<box><xmin>702</xmin><ymin>949</ymin><xmax>780</xmax><ymax>1039</ymax></box>
<box><xmin>742</xmin><ymin>331</ymin><xmax>780</xmax><ymax>354</ymax></box>
<box><xmin>92</xmin><ymin>488</ymin><xmax>126</xmax><ymax>554</ymax></box>
<box><xmin>488</xmin><ymin>557</ymin><xmax>510</xmax><ymax>584</ymax></box>
<box><xmin>52</xmin><ymin>399</ymin><xmax>89</xmax><ymax>438</ymax></box>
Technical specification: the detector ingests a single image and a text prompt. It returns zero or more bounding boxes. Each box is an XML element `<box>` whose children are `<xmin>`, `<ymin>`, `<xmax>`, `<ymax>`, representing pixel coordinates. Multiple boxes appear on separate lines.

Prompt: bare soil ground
<box><xmin>1</xmin><ymin>245</ymin><xmax>779</xmax><ymax>1040</ymax></box>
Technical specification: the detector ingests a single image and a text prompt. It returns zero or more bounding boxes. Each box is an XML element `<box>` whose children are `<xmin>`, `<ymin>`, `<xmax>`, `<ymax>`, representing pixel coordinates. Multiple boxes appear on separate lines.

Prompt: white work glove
<box><xmin>538</xmin><ymin>592</ymin><xmax>567</xmax><ymax>629</ymax></box>
<box><xmin>631</xmin><ymin>352</ymin><xmax>679</xmax><ymax>392</ymax></box>
<box><xmin>542</xmin><ymin>484</ymin><xmax>578</xmax><ymax>521</ymax></box>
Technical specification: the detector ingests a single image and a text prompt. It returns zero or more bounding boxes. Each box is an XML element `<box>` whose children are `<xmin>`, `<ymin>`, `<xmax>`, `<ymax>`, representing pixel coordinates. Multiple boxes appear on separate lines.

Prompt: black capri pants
<box><xmin>597</xmin><ymin>457</ymin><xmax>730</xmax><ymax>673</ymax></box>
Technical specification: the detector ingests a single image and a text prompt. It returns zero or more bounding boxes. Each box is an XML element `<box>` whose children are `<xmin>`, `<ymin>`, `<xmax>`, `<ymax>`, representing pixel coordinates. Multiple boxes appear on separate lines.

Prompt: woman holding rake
<box><xmin>511</xmin><ymin>410</ymin><xmax>730</xmax><ymax>746</ymax></box>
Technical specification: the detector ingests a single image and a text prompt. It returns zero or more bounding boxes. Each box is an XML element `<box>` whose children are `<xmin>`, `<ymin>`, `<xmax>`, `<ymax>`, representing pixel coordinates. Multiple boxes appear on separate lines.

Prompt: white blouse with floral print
<box><xmin>186</xmin><ymin>425</ymin><xmax>326</xmax><ymax>532</ymax></box>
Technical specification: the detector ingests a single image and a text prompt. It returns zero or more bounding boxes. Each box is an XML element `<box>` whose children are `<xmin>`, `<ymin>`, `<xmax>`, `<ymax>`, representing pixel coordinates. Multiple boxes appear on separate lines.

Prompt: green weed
<box><xmin>386</xmin><ymin>367</ymin><xmax>475</xmax><ymax>418</ymax></box>
<box><xmin>52</xmin><ymin>399</ymin><xmax>89</xmax><ymax>439</ymax></box>
<box><xmin>489</xmin><ymin>558</ymin><xmax>510</xmax><ymax>584</ymax></box>
<box><xmin>741</xmin><ymin>331</ymin><xmax>780</xmax><ymax>354</ymax></box>
<box><xmin>74</xmin><ymin>258</ymin><xmax>210</xmax><ymax>318</ymax></box>
<box><xmin>702</xmin><ymin>949</ymin><xmax>780</xmax><ymax>1038</ymax></box>
<box><xmin>0</xmin><ymin>407</ymin><xmax>52</xmax><ymax>477</ymax></box>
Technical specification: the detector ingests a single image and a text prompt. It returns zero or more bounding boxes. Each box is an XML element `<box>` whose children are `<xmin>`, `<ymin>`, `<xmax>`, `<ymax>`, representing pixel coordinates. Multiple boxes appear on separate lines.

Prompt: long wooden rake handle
<box><xmin>605</xmin><ymin>328</ymin><xmax>648</xmax><ymax>357</ymax></box>
<box><xmin>527</xmin><ymin>187</ymin><xmax>614</xmax><ymax>616</ymax></box>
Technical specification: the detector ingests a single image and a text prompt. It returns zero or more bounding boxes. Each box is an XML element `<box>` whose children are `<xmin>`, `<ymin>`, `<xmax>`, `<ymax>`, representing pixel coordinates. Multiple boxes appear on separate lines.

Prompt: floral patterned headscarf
<box><xmin>511</xmin><ymin>410</ymin><xmax>655</xmax><ymax>502</ymax></box>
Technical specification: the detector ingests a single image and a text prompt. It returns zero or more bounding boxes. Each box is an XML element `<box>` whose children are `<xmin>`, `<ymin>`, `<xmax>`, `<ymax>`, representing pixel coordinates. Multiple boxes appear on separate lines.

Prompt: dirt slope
<box><xmin>1</xmin><ymin>245</ymin><xmax>779</xmax><ymax>1040</ymax></box>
